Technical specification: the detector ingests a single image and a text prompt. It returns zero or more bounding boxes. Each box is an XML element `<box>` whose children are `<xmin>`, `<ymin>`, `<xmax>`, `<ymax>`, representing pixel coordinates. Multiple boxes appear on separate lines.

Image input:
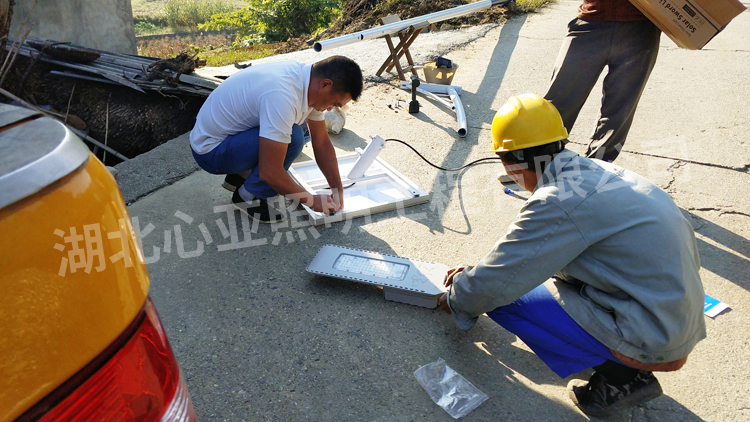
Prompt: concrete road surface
<box><xmin>117</xmin><ymin>1</ymin><xmax>750</xmax><ymax>420</ymax></box>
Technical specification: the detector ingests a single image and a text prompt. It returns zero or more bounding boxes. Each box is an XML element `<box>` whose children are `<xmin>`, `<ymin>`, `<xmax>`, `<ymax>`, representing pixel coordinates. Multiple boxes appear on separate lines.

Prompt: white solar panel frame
<box><xmin>289</xmin><ymin>152</ymin><xmax>430</xmax><ymax>226</ymax></box>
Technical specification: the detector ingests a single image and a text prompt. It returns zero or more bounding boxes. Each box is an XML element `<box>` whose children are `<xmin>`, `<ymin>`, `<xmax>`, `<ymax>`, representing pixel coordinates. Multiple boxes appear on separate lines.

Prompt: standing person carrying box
<box><xmin>544</xmin><ymin>0</ymin><xmax>661</xmax><ymax>163</ymax></box>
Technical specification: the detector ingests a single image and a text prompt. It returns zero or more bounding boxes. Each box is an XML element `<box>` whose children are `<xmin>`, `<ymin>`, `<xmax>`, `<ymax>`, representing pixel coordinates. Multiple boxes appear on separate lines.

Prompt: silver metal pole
<box><xmin>417</xmin><ymin>87</ymin><xmax>455</xmax><ymax>110</ymax></box>
<box><xmin>314</xmin><ymin>0</ymin><xmax>511</xmax><ymax>52</ymax></box>
<box><xmin>399</xmin><ymin>80</ymin><xmax>462</xmax><ymax>95</ymax></box>
<box><xmin>448</xmin><ymin>88</ymin><xmax>467</xmax><ymax>138</ymax></box>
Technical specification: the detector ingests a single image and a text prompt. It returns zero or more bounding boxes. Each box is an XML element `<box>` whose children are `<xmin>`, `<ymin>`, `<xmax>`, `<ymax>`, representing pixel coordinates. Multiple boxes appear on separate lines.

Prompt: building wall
<box><xmin>11</xmin><ymin>0</ymin><xmax>137</xmax><ymax>54</ymax></box>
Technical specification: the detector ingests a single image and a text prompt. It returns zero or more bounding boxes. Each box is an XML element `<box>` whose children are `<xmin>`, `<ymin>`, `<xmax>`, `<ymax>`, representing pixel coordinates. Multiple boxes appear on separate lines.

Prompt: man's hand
<box><xmin>444</xmin><ymin>265</ymin><xmax>468</xmax><ymax>288</ymax></box>
<box><xmin>439</xmin><ymin>293</ymin><xmax>451</xmax><ymax>314</ymax></box>
<box><xmin>330</xmin><ymin>186</ymin><xmax>344</xmax><ymax>212</ymax></box>
<box><xmin>308</xmin><ymin>119</ymin><xmax>345</xmax><ymax>213</ymax></box>
<box><xmin>312</xmin><ymin>193</ymin><xmax>338</xmax><ymax>214</ymax></box>
<box><xmin>439</xmin><ymin>265</ymin><xmax>468</xmax><ymax>314</ymax></box>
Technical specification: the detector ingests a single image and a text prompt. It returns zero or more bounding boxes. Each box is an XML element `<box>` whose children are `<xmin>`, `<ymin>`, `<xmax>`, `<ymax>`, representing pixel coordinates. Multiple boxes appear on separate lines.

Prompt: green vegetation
<box><xmin>512</xmin><ymin>0</ymin><xmax>556</xmax><ymax>14</ymax></box>
<box><xmin>131</xmin><ymin>0</ymin><xmax>166</xmax><ymax>19</ymax></box>
<box><xmin>134</xmin><ymin>0</ymin><xmax>555</xmax><ymax>65</ymax></box>
<box><xmin>201</xmin><ymin>0</ymin><xmax>343</xmax><ymax>45</ymax></box>
<box><xmin>137</xmin><ymin>33</ymin><xmax>276</xmax><ymax>67</ymax></box>
<box><xmin>133</xmin><ymin>0</ymin><xmax>237</xmax><ymax>35</ymax></box>
<box><xmin>199</xmin><ymin>46</ymin><xmax>275</xmax><ymax>67</ymax></box>
<box><xmin>134</xmin><ymin>21</ymin><xmax>161</xmax><ymax>36</ymax></box>
<box><xmin>163</xmin><ymin>0</ymin><xmax>234</xmax><ymax>28</ymax></box>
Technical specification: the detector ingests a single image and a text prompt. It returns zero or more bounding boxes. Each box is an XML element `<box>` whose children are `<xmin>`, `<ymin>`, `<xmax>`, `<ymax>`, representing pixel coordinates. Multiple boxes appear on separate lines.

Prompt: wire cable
<box><xmin>336</xmin><ymin>138</ymin><xmax>503</xmax><ymax>191</ymax></box>
<box><xmin>384</xmin><ymin>138</ymin><xmax>502</xmax><ymax>171</ymax></box>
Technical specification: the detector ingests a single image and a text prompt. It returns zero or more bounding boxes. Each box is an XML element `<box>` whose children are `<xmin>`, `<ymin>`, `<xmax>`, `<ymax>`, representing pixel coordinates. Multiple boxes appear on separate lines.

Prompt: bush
<box><xmin>134</xmin><ymin>21</ymin><xmax>160</xmax><ymax>36</ymax></box>
<box><xmin>164</xmin><ymin>0</ymin><xmax>234</xmax><ymax>28</ymax></box>
<box><xmin>201</xmin><ymin>0</ymin><xmax>343</xmax><ymax>45</ymax></box>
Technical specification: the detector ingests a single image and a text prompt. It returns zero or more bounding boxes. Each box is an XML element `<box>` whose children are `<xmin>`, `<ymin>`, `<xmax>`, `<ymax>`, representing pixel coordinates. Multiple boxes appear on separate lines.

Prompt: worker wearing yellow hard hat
<box><xmin>489</xmin><ymin>93</ymin><xmax>569</xmax><ymax>191</ymax></box>
<box><xmin>490</xmin><ymin>93</ymin><xmax>568</xmax><ymax>154</ymax></box>
<box><xmin>438</xmin><ymin>94</ymin><xmax>706</xmax><ymax>417</ymax></box>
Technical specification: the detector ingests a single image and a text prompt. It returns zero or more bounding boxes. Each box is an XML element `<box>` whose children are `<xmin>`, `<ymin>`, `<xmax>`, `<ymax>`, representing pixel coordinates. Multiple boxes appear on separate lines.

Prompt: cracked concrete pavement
<box><xmin>116</xmin><ymin>1</ymin><xmax>750</xmax><ymax>420</ymax></box>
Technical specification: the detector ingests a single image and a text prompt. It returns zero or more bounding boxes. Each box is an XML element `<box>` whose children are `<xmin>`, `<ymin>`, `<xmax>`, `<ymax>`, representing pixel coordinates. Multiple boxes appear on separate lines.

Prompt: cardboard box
<box><xmin>629</xmin><ymin>0</ymin><xmax>747</xmax><ymax>49</ymax></box>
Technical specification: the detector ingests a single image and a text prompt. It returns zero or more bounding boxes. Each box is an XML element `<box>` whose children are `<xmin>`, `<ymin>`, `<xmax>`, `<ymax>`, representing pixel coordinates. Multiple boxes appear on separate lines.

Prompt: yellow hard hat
<box><xmin>490</xmin><ymin>94</ymin><xmax>568</xmax><ymax>153</ymax></box>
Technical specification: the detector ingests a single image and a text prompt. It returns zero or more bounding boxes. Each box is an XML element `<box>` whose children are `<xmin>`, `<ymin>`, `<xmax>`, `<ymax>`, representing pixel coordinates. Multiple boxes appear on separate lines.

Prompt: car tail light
<box><xmin>17</xmin><ymin>297</ymin><xmax>196</xmax><ymax>422</ymax></box>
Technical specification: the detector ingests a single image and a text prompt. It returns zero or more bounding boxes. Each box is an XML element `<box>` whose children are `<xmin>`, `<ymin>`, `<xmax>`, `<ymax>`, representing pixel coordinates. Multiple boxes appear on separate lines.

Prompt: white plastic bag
<box><xmin>324</xmin><ymin>104</ymin><xmax>348</xmax><ymax>134</ymax></box>
<box><xmin>414</xmin><ymin>358</ymin><xmax>489</xmax><ymax>419</ymax></box>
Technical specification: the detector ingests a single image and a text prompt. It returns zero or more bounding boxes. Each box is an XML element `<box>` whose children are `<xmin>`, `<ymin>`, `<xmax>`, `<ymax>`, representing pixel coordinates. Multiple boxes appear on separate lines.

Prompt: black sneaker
<box><xmin>222</xmin><ymin>174</ymin><xmax>246</xmax><ymax>192</ymax></box>
<box><xmin>568</xmin><ymin>370</ymin><xmax>663</xmax><ymax>417</ymax></box>
<box><xmin>231</xmin><ymin>190</ymin><xmax>285</xmax><ymax>224</ymax></box>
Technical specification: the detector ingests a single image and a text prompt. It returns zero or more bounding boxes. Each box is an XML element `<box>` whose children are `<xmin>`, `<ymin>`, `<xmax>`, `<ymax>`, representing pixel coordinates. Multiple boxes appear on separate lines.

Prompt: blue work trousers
<box><xmin>192</xmin><ymin>125</ymin><xmax>305</xmax><ymax>200</ymax></box>
<box><xmin>487</xmin><ymin>284</ymin><xmax>619</xmax><ymax>378</ymax></box>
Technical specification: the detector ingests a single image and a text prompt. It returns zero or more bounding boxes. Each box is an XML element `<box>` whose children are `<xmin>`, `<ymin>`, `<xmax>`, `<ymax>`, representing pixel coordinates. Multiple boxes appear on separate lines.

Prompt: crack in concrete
<box><xmin>699</xmin><ymin>48</ymin><xmax>750</xmax><ymax>53</ymax></box>
<box><xmin>567</xmin><ymin>141</ymin><xmax>750</xmax><ymax>174</ymax></box>
<box><xmin>688</xmin><ymin>207</ymin><xmax>750</xmax><ymax>219</ymax></box>
<box><xmin>685</xmin><ymin>209</ymin><xmax>710</xmax><ymax>232</ymax></box>
<box><xmin>124</xmin><ymin>168</ymin><xmax>202</xmax><ymax>206</ymax></box>
<box><xmin>716</xmin><ymin>210</ymin><xmax>750</xmax><ymax>219</ymax></box>
<box><xmin>627</xmin><ymin>150</ymin><xmax>749</xmax><ymax>173</ymax></box>
<box><xmin>690</xmin><ymin>220</ymin><xmax>707</xmax><ymax>232</ymax></box>
<box><xmin>664</xmin><ymin>160</ymin><xmax>685</xmax><ymax>192</ymax></box>
<box><xmin>691</xmin><ymin>207</ymin><xmax>722</xmax><ymax>212</ymax></box>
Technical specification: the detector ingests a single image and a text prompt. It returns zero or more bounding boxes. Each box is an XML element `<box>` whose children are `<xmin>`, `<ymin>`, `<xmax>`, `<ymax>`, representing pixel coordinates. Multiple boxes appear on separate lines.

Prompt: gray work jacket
<box><xmin>447</xmin><ymin>150</ymin><xmax>706</xmax><ymax>365</ymax></box>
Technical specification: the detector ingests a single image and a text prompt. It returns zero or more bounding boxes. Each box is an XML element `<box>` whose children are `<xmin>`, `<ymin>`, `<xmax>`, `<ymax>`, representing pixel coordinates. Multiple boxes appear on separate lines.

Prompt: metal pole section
<box><xmin>314</xmin><ymin>0</ymin><xmax>511</xmax><ymax>52</ymax></box>
<box><xmin>417</xmin><ymin>88</ymin><xmax>455</xmax><ymax>110</ymax></box>
<box><xmin>399</xmin><ymin>80</ymin><xmax>462</xmax><ymax>95</ymax></box>
<box><xmin>347</xmin><ymin>135</ymin><xmax>387</xmax><ymax>179</ymax></box>
<box><xmin>399</xmin><ymin>81</ymin><xmax>467</xmax><ymax>137</ymax></box>
<box><xmin>448</xmin><ymin>88</ymin><xmax>467</xmax><ymax>138</ymax></box>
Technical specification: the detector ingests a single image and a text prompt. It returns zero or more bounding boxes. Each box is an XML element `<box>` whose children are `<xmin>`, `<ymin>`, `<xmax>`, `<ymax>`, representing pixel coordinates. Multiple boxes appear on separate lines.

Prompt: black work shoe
<box><xmin>222</xmin><ymin>174</ymin><xmax>246</xmax><ymax>192</ymax></box>
<box><xmin>232</xmin><ymin>190</ymin><xmax>284</xmax><ymax>224</ymax></box>
<box><xmin>568</xmin><ymin>370</ymin><xmax>663</xmax><ymax>417</ymax></box>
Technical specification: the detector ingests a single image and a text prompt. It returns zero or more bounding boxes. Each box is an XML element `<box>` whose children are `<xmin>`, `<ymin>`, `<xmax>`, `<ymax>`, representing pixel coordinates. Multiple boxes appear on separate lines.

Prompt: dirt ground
<box><xmin>331</xmin><ymin>0</ymin><xmax>512</xmax><ymax>34</ymax></box>
<box><xmin>274</xmin><ymin>0</ymin><xmax>513</xmax><ymax>54</ymax></box>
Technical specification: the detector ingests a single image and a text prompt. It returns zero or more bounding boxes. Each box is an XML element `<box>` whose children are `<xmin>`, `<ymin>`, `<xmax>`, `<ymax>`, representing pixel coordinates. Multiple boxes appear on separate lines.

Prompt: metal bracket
<box><xmin>400</xmin><ymin>81</ymin><xmax>467</xmax><ymax>137</ymax></box>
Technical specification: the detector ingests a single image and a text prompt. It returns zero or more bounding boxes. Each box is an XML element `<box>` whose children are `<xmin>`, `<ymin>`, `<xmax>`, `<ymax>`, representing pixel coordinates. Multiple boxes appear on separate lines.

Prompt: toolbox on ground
<box><xmin>629</xmin><ymin>0</ymin><xmax>746</xmax><ymax>49</ymax></box>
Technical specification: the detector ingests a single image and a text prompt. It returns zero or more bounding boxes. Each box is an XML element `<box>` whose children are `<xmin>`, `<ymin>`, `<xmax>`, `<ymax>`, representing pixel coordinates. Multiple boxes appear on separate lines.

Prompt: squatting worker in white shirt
<box><xmin>190</xmin><ymin>56</ymin><xmax>363</xmax><ymax>223</ymax></box>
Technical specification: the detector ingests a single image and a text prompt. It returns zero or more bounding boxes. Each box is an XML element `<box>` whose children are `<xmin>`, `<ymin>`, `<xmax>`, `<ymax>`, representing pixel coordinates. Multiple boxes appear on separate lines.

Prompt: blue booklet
<box><xmin>704</xmin><ymin>294</ymin><xmax>729</xmax><ymax>318</ymax></box>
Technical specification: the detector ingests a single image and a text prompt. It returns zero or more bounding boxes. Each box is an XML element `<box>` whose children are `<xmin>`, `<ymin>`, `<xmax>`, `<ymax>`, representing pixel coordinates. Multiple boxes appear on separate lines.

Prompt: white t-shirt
<box><xmin>190</xmin><ymin>61</ymin><xmax>324</xmax><ymax>154</ymax></box>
